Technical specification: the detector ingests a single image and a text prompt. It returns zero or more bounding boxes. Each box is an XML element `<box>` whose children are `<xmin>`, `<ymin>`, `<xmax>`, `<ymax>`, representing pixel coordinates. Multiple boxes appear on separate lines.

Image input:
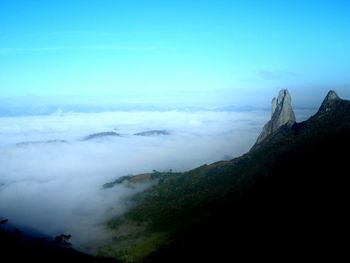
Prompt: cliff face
<box><xmin>256</xmin><ymin>89</ymin><xmax>296</xmax><ymax>144</ymax></box>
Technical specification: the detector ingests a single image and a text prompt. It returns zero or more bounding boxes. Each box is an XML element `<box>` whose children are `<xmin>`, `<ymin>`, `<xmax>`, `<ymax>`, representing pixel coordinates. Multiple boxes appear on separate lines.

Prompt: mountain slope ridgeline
<box><xmin>100</xmin><ymin>90</ymin><xmax>350</xmax><ymax>262</ymax></box>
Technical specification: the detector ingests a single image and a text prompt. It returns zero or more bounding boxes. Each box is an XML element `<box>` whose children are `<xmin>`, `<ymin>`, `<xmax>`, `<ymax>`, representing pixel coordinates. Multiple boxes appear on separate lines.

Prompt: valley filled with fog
<box><xmin>0</xmin><ymin>108</ymin><xmax>313</xmax><ymax>251</ymax></box>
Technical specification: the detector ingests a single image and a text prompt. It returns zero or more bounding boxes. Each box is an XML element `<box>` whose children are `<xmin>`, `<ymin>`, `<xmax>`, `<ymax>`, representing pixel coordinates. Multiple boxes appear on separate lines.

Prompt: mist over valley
<box><xmin>0</xmin><ymin>108</ymin><xmax>289</xmax><ymax>251</ymax></box>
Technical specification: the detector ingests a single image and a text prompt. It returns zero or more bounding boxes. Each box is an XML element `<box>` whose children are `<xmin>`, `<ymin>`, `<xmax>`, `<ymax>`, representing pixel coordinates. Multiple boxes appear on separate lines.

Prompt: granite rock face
<box><xmin>256</xmin><ymin>89</ymin><xmax>296</xmax><ymax>144</ymax></box>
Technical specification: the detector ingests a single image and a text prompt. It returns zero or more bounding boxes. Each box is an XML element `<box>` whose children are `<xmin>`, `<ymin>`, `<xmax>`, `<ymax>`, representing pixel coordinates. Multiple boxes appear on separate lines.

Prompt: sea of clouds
<box><xmin>0</xmin><ymin>108</ymin><xmax>314</xmax><ymax>252</ymax></box>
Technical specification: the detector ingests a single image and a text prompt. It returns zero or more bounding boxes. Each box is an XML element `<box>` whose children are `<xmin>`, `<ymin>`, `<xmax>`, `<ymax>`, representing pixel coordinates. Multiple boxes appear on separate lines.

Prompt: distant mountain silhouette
<box><xmin>134</xmin><ymin>130</ymin><xmax>170</xmax><ymax>136</ymax></box>
<box><xmin>82</xmin><ymin>131</ymin><xmax>121</xmax><ymax>141</ymax></box>
<box><xmin>16</xmin><ymin>140</ymin><xmax>67</xmax><ymax>146</ymax></box>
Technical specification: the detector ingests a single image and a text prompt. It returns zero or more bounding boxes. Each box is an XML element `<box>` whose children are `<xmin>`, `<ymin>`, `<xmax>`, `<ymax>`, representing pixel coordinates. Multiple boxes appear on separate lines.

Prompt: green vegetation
<box><xmin>103</xmin><ymin>170</ymin><xmax>179</xmax><ymax>189</ymax></box>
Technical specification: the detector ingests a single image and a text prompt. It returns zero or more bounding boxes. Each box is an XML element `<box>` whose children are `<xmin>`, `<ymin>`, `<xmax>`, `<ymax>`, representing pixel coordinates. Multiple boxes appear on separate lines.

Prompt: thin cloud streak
<box><xmin>0</xmin><ymin>45</ymin><xmax>158</xmax><ymax>55</ymax></box>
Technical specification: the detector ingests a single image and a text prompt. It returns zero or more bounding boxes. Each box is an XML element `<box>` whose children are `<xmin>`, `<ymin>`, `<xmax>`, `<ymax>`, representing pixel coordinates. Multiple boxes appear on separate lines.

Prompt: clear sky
<box><xmin>1</xmin><ymin>0</ymin><xmax>350</xmax><ymax>105</ymax></box>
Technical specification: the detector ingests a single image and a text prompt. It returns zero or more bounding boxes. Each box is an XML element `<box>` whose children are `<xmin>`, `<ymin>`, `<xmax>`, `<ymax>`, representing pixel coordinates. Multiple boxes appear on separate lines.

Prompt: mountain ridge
<box><xmin>100</xmin><ymin>90</ymin><xmax>350</xmax><ymax>262</ymax></box>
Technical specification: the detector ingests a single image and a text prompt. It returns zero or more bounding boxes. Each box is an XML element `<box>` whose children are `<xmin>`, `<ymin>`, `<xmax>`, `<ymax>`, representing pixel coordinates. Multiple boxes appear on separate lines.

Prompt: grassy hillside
<box><xmin>99</xmin><ymin>94</ymin><xmax>350</xmax><ymax>262</ymax></box>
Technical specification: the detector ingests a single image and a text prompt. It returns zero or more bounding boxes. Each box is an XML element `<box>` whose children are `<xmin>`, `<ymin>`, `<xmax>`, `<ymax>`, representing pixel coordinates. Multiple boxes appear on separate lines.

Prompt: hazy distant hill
<box><xmin>134</xmin><ymin>130</ymin><xmax>170</xmax><ymax>136</ymax></box>
<box><xmin>16</xmin><ymin>140</ymin><xmax>67</xmax><ymax>146</ymax></box>
<box><xmin>100</xmin><ymin>90</ymin><xmax>350</xmax><ymax>262</ymax></box>
<box><xmin>82</xmin><ymin>132</ymin><xmax>121</xmax><ymax>141</ymax></box>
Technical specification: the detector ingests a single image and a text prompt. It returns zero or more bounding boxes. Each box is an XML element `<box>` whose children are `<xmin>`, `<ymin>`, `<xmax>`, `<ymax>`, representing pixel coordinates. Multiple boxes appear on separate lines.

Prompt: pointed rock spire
<box><xmin>318</xmin><ymin>90</ymin><xmax>341</xmax><ymax>113</ymax></box>
<box><xmin>325</xmin><ymin>90</ymin><xmax>340</xmax><ymax>101</ymax></box>
<box><xmin>256</xmin><ymin>89</ymin><xmax>296</xmax><ymax>144</ymax></box>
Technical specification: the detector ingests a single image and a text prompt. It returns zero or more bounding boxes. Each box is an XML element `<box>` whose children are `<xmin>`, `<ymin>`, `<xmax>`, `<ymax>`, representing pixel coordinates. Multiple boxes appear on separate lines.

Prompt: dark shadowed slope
<box><xmin>101</xmin><ymin>90</ymin><xmax>350</xmax><ymax>262</ymax></box>
<box><xmin>0</xmin><ymin>221</ymin><xmax>119</xmax><ymax>263</ymax></box>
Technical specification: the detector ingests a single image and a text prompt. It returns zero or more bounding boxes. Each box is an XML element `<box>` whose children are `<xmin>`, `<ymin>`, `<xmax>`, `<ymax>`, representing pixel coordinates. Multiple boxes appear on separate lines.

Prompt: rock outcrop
<box><xmin>256</xmin><ymin>89</ymin><xmax>296</xmax><ymax>144</ymax></box>
<box><xmin>317</xmin><ymin>90</ymin><xmax>341</xmax><ymax>114</ymax></box>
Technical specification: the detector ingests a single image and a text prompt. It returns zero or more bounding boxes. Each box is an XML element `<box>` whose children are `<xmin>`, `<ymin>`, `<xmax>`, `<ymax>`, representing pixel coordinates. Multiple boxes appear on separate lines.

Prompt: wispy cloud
<box><xmin>0</xmin><ymin>45</ymin><xmax>158</xmax><ymax>55</ymax></box>
<box><xmin>1</xmin><ymin>30</ymin><xmax>145</xmax><ymax>40</ymax></box>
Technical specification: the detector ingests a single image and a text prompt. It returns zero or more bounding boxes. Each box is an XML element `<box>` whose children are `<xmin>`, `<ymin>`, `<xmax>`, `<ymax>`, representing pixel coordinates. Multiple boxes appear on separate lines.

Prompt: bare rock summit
<box><xmin>256</xmin><ymin>89</ymin><xmax>296</xmax><ymax>144</ymax></box>
<box><xmin>317</xmin><ymin>90</ymin><xmax>341</xmax><ymax>114</ymax></box>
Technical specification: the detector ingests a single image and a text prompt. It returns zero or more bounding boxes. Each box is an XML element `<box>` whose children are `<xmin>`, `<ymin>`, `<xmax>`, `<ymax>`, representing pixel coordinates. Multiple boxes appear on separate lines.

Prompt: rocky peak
<box><xmin>318</xmin><ymin>90</ymin><xmax>341</xmax><ymax>113</ymax></box>
<box><xmin>325</xmin><ymin>90</ymin><xmax>340</xmax><ymax>101</ymax></box>
<box><xmin>256</xmin><ymin>89</ymin><xmax>296</xmax><ymax>144</ymax></box>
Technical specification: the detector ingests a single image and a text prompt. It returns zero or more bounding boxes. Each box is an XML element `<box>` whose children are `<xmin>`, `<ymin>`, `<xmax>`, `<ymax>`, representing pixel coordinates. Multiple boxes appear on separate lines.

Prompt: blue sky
<box><xmin>0</xmin><ymin>0</ymin><xmax>349</xmax><ymax>105</ymax></box>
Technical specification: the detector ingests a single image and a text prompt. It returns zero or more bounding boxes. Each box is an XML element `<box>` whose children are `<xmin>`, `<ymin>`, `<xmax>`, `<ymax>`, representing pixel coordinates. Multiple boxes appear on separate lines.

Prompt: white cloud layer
<box><xmin>0</xmin><ymin>109</ymin><xmax>290</xmax><ymax>252</ymax></box>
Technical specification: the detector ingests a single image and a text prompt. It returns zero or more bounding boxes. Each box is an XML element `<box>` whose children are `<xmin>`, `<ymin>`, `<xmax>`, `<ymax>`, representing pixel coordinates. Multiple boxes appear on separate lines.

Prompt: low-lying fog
<box><xmin>0</xmin><ymin>108</ymin><xmax>314</xmax><ymax>252</ymax></box>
